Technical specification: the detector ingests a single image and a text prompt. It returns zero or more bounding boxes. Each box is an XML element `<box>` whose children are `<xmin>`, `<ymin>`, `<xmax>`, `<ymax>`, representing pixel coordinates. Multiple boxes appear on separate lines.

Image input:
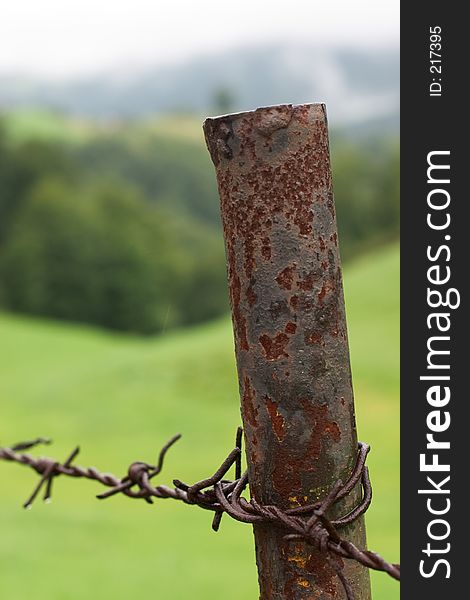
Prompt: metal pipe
<box><xmin>204</xmin><ymin>104</ymin><xmax>371</xmax><ymax>599</ymax></box>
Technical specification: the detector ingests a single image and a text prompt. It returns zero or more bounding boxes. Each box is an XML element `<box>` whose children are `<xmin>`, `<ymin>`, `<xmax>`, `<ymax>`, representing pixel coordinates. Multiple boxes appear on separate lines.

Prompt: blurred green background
<box><xmin>0</xmin><ymin>241</ymin><xmax>398</xmax><ymax>599</ymax></box>
<box><xmin>0</xmin><ymin>4</ymin><xmax>399</xmax><ymax>597</ymax></box>
<box><xmin>0</xmin><ymin>112</ymin><xmax>399</xmax><ymax>599</ymax></box>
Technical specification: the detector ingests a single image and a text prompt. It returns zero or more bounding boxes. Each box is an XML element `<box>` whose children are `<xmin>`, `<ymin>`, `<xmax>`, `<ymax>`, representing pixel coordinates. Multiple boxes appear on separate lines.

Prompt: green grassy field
<box><xmin>0</xmin><ymin>243</ymin><xmax>399</xmax><ymax>600</ymax></box>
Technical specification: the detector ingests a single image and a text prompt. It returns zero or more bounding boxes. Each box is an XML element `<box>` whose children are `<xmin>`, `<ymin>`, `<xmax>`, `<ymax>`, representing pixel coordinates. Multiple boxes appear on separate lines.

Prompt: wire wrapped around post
<box><xmin>0</xmin><ymin>431</ymin><xmax>399</xmax><ymax>600</ymax></box>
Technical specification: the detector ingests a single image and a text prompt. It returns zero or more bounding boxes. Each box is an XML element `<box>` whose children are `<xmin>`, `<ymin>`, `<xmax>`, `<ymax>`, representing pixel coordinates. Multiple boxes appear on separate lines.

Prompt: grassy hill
<box><xmin>1</xmin><ymin>109</ymin><xmax>204</xmax><ymax>145</ymax></box>
<box><xmin>0</xmin><ymin>243</ymin><xmax>399</xmax><ymax>600</ymax></box>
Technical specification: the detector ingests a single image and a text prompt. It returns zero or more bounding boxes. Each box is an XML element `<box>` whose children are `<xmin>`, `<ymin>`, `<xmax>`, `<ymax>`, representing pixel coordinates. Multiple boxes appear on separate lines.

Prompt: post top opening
<box><xmin>203</xmin><ymin>102</ymin><xmax>327</xmax><ymax>126</ymax></box>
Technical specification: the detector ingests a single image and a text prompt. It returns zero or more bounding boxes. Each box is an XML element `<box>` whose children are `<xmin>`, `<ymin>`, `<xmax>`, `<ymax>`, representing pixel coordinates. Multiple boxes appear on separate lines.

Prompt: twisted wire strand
<box><xmin>0</xmin><ymin>430</ymin><xmax>399</xmax><ymax>599</ymax></box>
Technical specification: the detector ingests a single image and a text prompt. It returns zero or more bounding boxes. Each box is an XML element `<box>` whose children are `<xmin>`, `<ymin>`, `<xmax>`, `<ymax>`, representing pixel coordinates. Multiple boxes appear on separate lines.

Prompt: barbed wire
<box><xmin>0</xmin><ymin>429</ymin><xmax>399</xmax><ymax>600</ymax></box>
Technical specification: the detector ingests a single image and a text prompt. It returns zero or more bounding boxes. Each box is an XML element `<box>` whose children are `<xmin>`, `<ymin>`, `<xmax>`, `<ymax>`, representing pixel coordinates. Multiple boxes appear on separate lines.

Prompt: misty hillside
<box><xmin>0</xmin><ymin>43</ymin><xmax>399</xmax><ymax>125</ymax></box>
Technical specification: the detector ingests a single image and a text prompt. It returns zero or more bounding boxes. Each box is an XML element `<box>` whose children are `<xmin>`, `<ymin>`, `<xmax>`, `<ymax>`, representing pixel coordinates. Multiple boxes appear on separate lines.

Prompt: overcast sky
<box><xmin>0</xmin><ymin>0</ymin><xmax>399</xmax><ymax>78</ymax></box>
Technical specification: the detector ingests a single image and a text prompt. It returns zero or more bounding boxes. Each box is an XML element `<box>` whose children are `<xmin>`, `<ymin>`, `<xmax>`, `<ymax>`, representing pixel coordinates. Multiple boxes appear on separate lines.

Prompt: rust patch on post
<box><xmin>231</xmin><ymin>273</ymin><xmax>249</xmax><ymax>351</ymax></box>
<box><xmin>276</xmin><ymin>265</ymin><xmax>297</xmax><ymax>290</ymax></box>
<box><xmin>204</xmin><ymin>104</ymin><xmax>371</xmax><ymax>599</ymax></box>
<box><xmin>259</xmin><ymin>332</ymin><xmax>290</xmax><ymax>360</ymax></box>
<box><xmin>265</xmin><ymin>396</ymin><xmax>286</xmax><ymax>442</ymax></box>
<box><xmin>242</xmin><ymin>375</ymin><xmax>258</xmax><ymax>428</ymax></box>
<box><xmin>270</xmin><ymin>402</ymin><xmax>341</xmax><ymax>497</ymax></box>
<box><xmin>285</xmin><ymin>322</ymin><xmax>297</xmax><ymax>335</ymax></box>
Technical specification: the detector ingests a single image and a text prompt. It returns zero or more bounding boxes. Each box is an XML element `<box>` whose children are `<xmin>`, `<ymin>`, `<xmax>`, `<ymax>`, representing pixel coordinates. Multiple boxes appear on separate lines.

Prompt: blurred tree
<box><xmin>75</xmin><ymin>133</ymin><xmax>220</xmax><ymax>225</ymax></box>
<box><xmin>372</xmin><ymin>140</ymin><xmax>399</xmax><ymax>234</ymax></box>
<box><xmin>332</xmin><ymin>139</ymin><xmax>399</xmax><ymax>258</ymax></box>
<box><xmin>0</xmin><ymin>172</ymin><xmax>228</xmax><ymax>333</ymax></box>
<box><xmin>212</xmin><ymin>87</ymin><xmax>236</xmax><ymax>115</ymax></box>
<box><xmin>0</xmin><ymin>179</ymin><xmax>181</xmax><ymax>333</ymax></box>
<box><xmin>163</xmin><ymin>212</ymin><xmax>228</xmax><ymax>325</ymax></box>
<box><xmin>0</xmin><ymin>128</ymin><xmax>74</xmax><ymax>243</ymax></box>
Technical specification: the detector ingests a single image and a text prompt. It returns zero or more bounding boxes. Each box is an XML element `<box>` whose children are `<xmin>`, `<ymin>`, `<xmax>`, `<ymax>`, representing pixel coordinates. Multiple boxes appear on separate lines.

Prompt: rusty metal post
<box><xmin>204</xmin><ymin>104</ymin><xmax>371</xmax><ymax>599</ymax></box>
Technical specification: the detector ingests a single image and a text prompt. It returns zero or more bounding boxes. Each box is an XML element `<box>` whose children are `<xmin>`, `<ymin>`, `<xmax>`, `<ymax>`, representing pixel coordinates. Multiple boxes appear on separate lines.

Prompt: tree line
<box><xmin>0</xmin><ymin>116</ymin><xmax>398</xmax><ymax>334</ymax></box>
